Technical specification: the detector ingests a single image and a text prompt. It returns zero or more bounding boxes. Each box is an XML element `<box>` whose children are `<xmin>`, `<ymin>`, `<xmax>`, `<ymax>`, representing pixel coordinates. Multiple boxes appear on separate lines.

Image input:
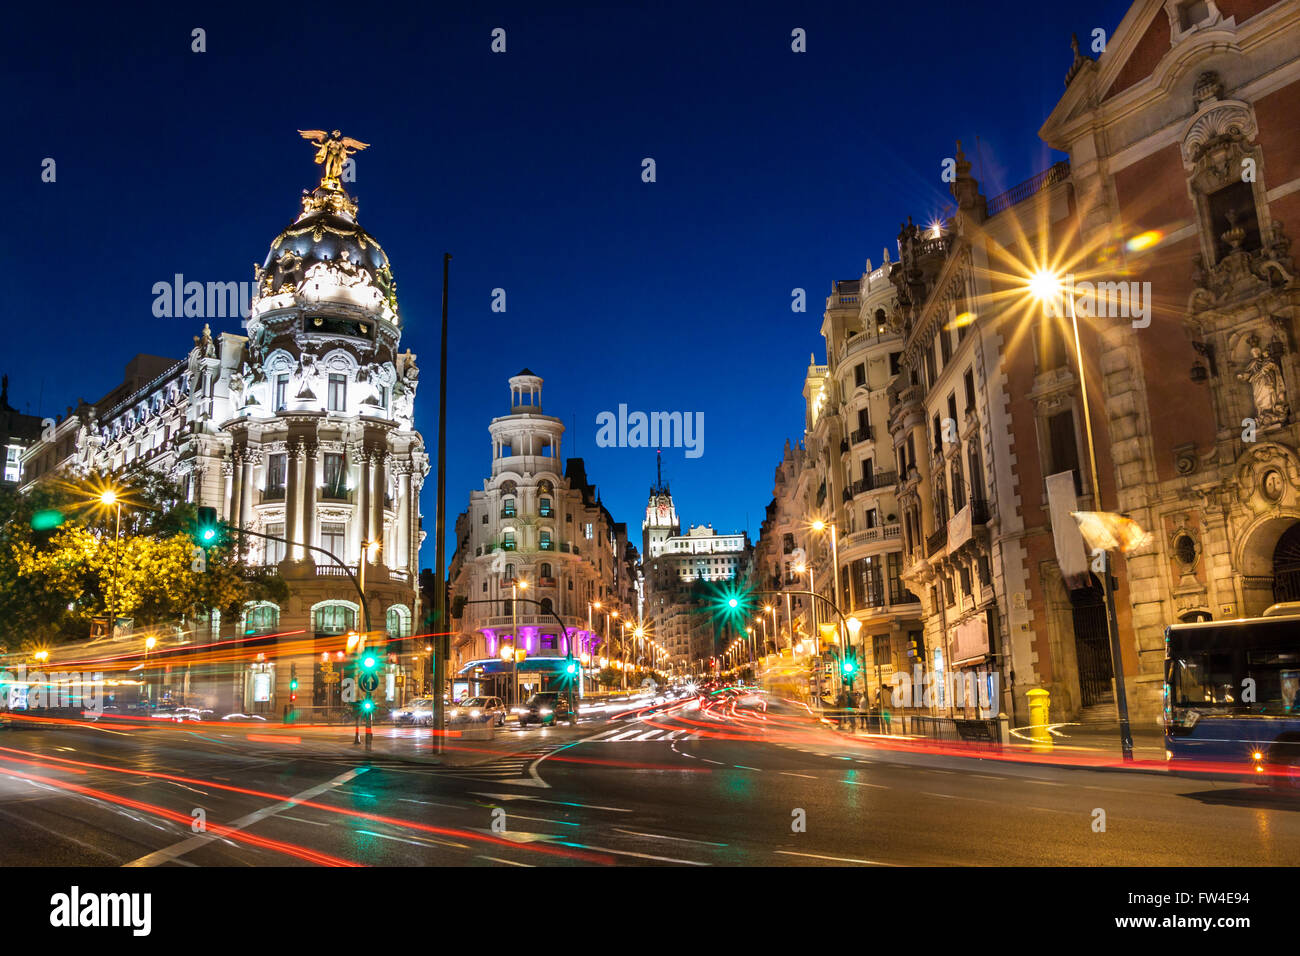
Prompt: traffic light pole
<box><xmin>749</xmin><ymin>588</ymin><xmax>858</xmax><ymax>710</ymax></box>
<box><xmin>227</xmin><ymin>527</ymin><xmax>374</xmax><ymax>743</ymax></box>
<box><xmin>234</xmin><ymin>528</ymin><xmax>372</xmax><ymax>635</ymax></box>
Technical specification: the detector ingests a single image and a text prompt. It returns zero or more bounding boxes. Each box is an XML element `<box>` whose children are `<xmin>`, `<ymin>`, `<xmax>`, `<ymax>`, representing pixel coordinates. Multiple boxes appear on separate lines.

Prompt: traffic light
<box><xmin>31</xmin><ymin>509</ymin><xmax>65</xmax><ymax>532</ymax></box>
<box><xmin>564</xmin><ymin>659</ymin><xmax>578</xmax><ymax>676</ymax></box>
<box><xmin>841</xmin><ymin>654</ymin><xmax>858</xmax><ymax>679</ymax></box>
<box><xmin>361</xmin><ymin>698</ymin><xmax>375</xmax><ymax>713</ymax></box>
<box><xmin>194</xmin><ymin>506</ymin><xmax>221</xmax><ymax>547</ymax></box>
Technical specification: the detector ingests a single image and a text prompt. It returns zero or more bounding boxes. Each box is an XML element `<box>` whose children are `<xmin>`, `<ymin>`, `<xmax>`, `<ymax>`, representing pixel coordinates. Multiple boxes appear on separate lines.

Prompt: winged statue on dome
<box><xmin>298</xmin><ymin>130</ymin><xmax>369</xmax><ymax>187</ymax></box>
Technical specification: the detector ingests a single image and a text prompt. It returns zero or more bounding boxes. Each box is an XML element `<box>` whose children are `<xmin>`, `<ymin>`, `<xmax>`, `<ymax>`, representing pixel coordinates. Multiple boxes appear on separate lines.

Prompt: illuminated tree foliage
<box><xmin>0</xmin><ymin>470</ymin><xmax>286</xmax><ymax>648</ymax></box>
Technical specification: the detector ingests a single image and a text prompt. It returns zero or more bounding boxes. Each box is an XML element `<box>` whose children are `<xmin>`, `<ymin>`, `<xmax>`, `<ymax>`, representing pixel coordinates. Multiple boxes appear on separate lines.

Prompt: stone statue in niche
<box><xmin>1237</xmin><ymin>337</ymin><xmax>1290</xmax><ymax>427</ymax></box>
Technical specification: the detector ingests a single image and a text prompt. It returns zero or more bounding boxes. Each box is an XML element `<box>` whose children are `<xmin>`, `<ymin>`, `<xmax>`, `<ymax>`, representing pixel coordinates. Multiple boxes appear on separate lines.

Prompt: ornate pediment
<box><xmin>1235</xmin><ymin>442</ymin><xmax>1300</xmax><ymax>514</ymax></box>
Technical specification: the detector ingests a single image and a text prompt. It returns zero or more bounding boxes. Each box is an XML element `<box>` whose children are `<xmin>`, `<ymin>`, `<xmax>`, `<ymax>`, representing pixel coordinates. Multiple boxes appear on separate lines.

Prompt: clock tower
<box><xmin>641</xmin><ymin>450</ymin><xmax>679</xmax><ymax>559</ymax></box>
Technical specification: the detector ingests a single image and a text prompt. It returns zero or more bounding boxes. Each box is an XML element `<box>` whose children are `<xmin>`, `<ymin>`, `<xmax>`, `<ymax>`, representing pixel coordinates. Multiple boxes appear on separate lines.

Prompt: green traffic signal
<box><xmin>361</xmin><ymin>699</ymin><xmax>375</xmax><ymax>713</ymax></box>
<box><xmin>361</xmin><ymin>654</ymin><xmax>378</xmax><ymax>672</ymax></box>
<box><xmin>842</xmin><ymin>657</ymin><xmax>857</xmax><ymax>677</ymax></box>
<box><xmin>564</xmin><ymin>660</ymin><xmax>578</xmax><ymax>675</ymax></box>
<box><xmin>31</xmin><ymin>509</ymin><xmax>65</xmax><ymax>532</ymax></box>
<box><xmin>195</xmin><ymin>506</ymin><xmax>222</xmax><ymax>548</ymax></box>
<box><xmin>289</xmin><ymin>678</ymin><xmax>299</xmax><ymax>691</ymax></box>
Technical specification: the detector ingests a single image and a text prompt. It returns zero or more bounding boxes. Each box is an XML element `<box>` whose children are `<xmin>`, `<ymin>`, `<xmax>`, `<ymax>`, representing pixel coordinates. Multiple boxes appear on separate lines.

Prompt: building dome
<box><xmin>262</xmin><ymin>208</ymin><xmax>390</xmax><ymax>276</ymax></box>
<box><xmin>252</xmin><ymin>183</ymin><xmax>399</xmax><ymax>324</ymax></box>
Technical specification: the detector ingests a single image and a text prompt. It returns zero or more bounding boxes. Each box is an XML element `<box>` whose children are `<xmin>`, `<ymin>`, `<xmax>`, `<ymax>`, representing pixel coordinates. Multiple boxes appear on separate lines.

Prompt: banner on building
<box><xmin>951</xmin><ymin>614</ymin><xmax>990</xmax><ymax>665</ymax></box>
<box><xmin>1046</xmin><ymin>471</ymin><xmax>1091</xmax><ymax>589</ymax></box>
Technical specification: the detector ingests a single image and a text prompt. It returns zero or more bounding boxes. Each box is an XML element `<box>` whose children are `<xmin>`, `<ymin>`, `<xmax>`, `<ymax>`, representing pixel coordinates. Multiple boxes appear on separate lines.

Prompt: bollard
<box><xmin>1026</xmin><ymin>688</ymin><xmax>1052</xmax><ymax>750</ymax></box>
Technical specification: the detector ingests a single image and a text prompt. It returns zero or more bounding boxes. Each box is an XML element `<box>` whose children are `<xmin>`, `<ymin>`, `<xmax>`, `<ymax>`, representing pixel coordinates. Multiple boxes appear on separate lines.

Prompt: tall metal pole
<box><xmin>1066</xmin><ymin>294</ymin><xmax>1134</xmax><ymax>760</ymax></box>
<box><xmin>109</xmin><ymin>502</ymin><xmax>122</xmax><ymax>637</ymax></box>
<box><xmin>433</xmin><ymin>253</ymin><xmax>451</xmax><ymax>753</ymax></box>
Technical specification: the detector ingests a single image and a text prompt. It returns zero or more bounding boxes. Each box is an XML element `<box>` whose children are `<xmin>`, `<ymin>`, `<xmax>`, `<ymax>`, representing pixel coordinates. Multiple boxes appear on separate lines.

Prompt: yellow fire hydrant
<box><xmin>1026</xmin><ymin>688</ymin><xmax>1052</xmax><ymax>749</ymax></box>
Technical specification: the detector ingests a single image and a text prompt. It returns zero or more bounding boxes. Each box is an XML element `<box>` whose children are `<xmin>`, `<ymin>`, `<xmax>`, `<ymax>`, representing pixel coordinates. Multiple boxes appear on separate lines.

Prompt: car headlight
<box><xmin>470</xmin><ymin>709</ymin><xmax>481</xmax><ymax>717</ymax></box>
<box><xmin>540</xmin><ymin>708</ymin><xmax>553</xmax><ymax>715</ymax></box>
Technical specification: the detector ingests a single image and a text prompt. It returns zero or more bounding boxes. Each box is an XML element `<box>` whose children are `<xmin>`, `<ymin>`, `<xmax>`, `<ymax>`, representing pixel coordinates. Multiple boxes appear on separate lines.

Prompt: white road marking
<box><xmin>733</xmin><ymin>765</ymin><xmax>761</xmax><ymax>771</ymax></box>
<box><xmin>842</xmin><ymin>780</ymin><xmax>887</xmax><ymax>789</ymax></box>
<box><xmin>612</xmin><ymin>828</ymin><xmax>727</xmax><ymax>847</ymax></box>
<box><xmin>781</xmin><ymin>772</ymin><xmax>817</xmax><ymax>779</ymax></box>
<box><xmin>550</xmin><ymin>841</ymin><xmax>708</xmax><ymax>865</ymax></box>
<box><xmin>357</xmin><ymin>828</ymin><xmax>469</xmax><ymax>850</ymax></box>
<box><xmin>478</xmin><ymin>855</ymin><xmax>533</xmax><ymax>866</ymax></box>
<box><xmin>279</xmin><ymin>815</ymin><xmax>329</xmax><ymax>827</ymax></box>
<box><xmin>124</xmin><ymin>767</ymin><xmax>366</xmax><ymax>867</ymax></box>
<box><xmin>632</xmin><ymin>730</ymin><xmax>664</xmax><ymax>742</ymax></box>
<box><xmin>775</xmin><ymin>850</ymin><xmax>893</xmax><ymax>866</ymax></box>
<box><xmin>468</xmin><ymin>792</ymin><xmax>633</xmax><ymax>813</ymax></box>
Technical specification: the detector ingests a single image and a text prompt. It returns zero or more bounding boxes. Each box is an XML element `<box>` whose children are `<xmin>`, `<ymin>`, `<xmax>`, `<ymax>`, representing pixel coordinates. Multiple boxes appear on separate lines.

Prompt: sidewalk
<box><xmin>826</xmin><ymin>711</ymin><xmax>1169</xmax><ymax>762</ymax></box>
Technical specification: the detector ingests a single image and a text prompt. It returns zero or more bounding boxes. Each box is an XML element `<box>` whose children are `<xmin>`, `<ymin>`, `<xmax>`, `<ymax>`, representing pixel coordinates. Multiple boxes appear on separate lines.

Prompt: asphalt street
<box><xmin>1</xmin><ymin>693</ymin><xmax>1296</xmax><ymax>866</ymax></box>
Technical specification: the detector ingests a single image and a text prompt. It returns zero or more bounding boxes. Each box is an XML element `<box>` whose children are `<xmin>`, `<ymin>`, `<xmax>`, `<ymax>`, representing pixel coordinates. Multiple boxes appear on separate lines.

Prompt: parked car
<box><xmin>449</xmin><ymin>696</ymin><xmax>507</xmax><ymax>727</ymax></box>
<box><xmin>518</xmin><ymin>692</ymin><xmax>573</xmax><ymax>726</ymax></box>
<box><xmin>391</xmin><ymin>697</ymin><xmax>435</xmax><ymax>726</ymax></box>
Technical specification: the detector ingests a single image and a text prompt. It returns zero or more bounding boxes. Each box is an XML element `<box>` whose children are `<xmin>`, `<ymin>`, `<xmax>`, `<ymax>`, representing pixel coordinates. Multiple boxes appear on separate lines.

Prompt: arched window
<box><xmin>540</xmin><ymin>562</ymin><xmax>552</xmax><ymax>579</ymax></box>
<box><xmin>504</xmin><ymin>562</ymin><xmax>515</xmax><ymax>581</ymax></box>
<box><xmin>245</xmin><ymin>604</ymin><xmax>279</xmax><ymax>634</ymax></box>
<box><xmin>540</xmin><ymin>597</ymin><xmax>554</xmax><ymax>614</ymax></box>
<box><xmin>386</xmin><ymin>606</ymin><xmax>410</xmax><ymax>640</ymax></box>
<box><xmin>314</xmin><ymin>604</ymin><xmax>356</xmax><ymax>634</ymax></box>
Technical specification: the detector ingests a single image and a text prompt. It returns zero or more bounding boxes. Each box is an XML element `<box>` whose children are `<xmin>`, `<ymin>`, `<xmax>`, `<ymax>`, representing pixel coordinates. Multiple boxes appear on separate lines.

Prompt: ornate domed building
<box><xmin>21</xmin><ymin>134</ymin><xmax>428</xmax><ymax>714</ymax></box>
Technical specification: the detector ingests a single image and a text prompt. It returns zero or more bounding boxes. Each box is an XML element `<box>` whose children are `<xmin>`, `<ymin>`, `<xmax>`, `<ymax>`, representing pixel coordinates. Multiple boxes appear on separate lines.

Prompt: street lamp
<box><xmin>99</xmin><ymin>488</ymin><xmax>124</xmax><ymax>635</ymax></box>
<box><xmin>811</xmin><ymin>518</ymin><xmax>845</xmax><ymax>694</ymax></box>
<box><xmin>1028</xmin><ymin>269</ymin><xmax>1134</xmax><ymax>760</ymax></box>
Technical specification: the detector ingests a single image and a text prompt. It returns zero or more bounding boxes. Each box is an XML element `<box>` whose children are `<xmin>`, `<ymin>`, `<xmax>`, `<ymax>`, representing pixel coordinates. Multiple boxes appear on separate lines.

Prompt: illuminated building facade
<box><xmin>447</xmin><ymin>371</ymin><xmax>632</xmax><ymax>699</ymax></box>
<box><xmin>20</xmin><ymin>151</ymin><xmax>428</xmax><ymax>713</ymax></box>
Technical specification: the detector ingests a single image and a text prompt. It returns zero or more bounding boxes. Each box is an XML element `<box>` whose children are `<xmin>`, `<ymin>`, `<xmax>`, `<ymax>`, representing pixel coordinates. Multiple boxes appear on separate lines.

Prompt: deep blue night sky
<box><xmin>4</xmin><ymin>0</ymin><xmax>1131</xmax><ymax>567</ymax></box>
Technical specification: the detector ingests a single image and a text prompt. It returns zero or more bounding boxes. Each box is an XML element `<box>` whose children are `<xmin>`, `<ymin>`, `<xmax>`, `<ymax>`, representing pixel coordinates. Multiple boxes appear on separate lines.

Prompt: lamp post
<box><xmin>1029</xmin><ymin>270</ymin><xmax>1134</xmax><ymax>760</ymax></box>
<box><xmin>794</xmin><ymin>559</ymin><xmax>822</xmax><ymax>703</ymax></box>
<box><xmin>811</xmin><ymin>518</ymin><xmax>844</xmax><ymax>695</ymax></box>
<box><xmin>510</xmin><ymin>577</ymin><xmax>528</xmax><ymax>710</ymax></box>
<box><xmin>144</xmin><ymin>635</ymin><xmax>157</xmax><ymax>705</ymax></box>
<box><xmin>99</xmin><ymin>489</ymin><xmax>123</xmax><ymax>636</ymax></box>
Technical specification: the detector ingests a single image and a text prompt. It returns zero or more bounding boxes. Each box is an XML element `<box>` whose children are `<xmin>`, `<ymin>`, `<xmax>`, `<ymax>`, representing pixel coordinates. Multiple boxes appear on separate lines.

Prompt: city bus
<box><xmin>1164</xmin><ymin>605</ymin><xmax>1300</xmax><ymax>788</ymax></box>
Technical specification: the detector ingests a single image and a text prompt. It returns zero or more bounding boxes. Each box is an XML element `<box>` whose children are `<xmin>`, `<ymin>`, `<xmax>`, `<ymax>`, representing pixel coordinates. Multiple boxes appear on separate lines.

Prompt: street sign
<box><xmin>358</xmin><ymin>672</ymin><xmax>380</xmax><ymax>693</ymax></box>
<box><xmin>322</xmin><ymin>672</ymin><xmax>340</xmax><ymax>684</ymax></box>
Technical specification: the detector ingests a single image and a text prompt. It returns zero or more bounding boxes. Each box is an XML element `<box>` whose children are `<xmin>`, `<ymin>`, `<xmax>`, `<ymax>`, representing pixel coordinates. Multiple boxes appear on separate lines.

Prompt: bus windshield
<box><xmin>1168</xmin><ymin>620</ymin><xmax>1300</xmax><ymax>717</ymax></box>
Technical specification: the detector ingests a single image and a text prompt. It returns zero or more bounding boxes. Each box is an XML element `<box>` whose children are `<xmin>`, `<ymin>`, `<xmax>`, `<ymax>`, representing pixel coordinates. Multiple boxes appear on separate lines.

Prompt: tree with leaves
<box><xmin>0</xmin><ymin>468</ymin><xmax>286</xmax><ymax>650</ymax></box>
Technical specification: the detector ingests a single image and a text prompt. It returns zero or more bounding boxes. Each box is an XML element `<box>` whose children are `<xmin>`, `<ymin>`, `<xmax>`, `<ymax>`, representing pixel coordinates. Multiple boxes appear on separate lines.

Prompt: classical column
<box><xmin>396</xmin><ymin>463</ymin><xmax>413</xmax><ymax>572</ymax></box>
<box><xmin>302</xmin><ymin>439</ymin><xmax>318</xmax><ymax>560</ymax></box>
<box><xmin>285</xmin><ymin>440</ymin><xmax>301</xmax><ymax>561</ymax></box>
<box><xmin>357</xmin><ymin>447</ymin><xmax>371</xmax><ymax>558</ymax></box>
<box><xmin>370</xmin><ymin>451</ymin><xmax>386</xmax><ymax>563</ymax></box>
<box><xmin>223</xmin><ymin>457</ymin><xmax>237</xmax><ymax>524</ymax></box>
<box><xmin>240</xmin><ymin>450</ymin><xmax>257</xmax><ymax>534</ymax></box>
